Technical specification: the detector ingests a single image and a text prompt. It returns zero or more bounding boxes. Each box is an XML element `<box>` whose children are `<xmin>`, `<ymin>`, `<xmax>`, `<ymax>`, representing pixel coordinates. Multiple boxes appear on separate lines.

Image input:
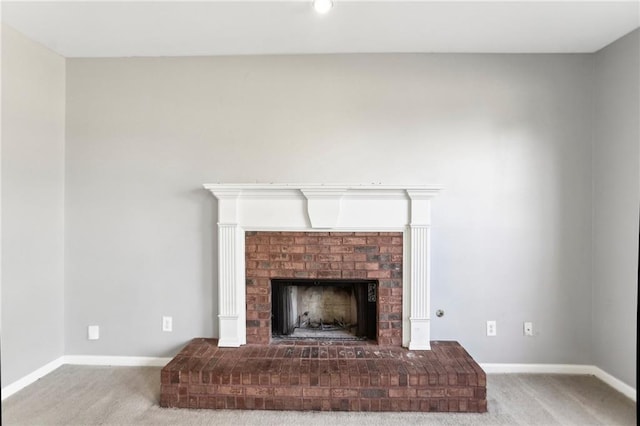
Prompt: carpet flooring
<box><xmin>1</xmin><ymin>365</ymin><xmax>636</xmax><ymax>425</ymax></box>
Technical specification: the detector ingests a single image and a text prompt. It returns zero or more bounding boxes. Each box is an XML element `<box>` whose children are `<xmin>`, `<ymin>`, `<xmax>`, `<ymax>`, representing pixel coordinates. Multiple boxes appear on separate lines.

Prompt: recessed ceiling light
<box><xmin>313</xmin><ymin>0</ymin><xmax>333</xmax><ymax>14</ymax></box>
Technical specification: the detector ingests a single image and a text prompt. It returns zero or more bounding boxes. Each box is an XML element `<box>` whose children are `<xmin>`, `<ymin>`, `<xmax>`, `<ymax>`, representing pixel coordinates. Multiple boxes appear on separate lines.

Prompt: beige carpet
<box><xmin>1</xmin><ymin>365</ymin><xmax>636</xmax><ymax>425</ymax></box>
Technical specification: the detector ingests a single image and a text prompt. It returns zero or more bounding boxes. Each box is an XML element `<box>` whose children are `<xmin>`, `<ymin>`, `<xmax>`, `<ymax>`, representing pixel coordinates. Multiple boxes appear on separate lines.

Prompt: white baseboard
<box><xmin>1</xmin><ymin>355</ymin><xmax>171</xmax><ymax>401</ymax></box>
<box><xmin>64</xmin><ymin>355</ymin><xmax>172</xmax><ymax>367</ymax></box>
<box><xmin>481</xmin><ymin>363</ymin><xmax>636</xmax><ymax>401</ymax></box>
<box><xmin>480</xmin><ymin>363</ymin><xmax>596</xmax><ymax>375</ymax></box>
<box><xmin>590</xmin><ymin>365</ymin><xmax>637</xmax><ymax>402</ymax></box>
<box><xmin>1</xmin><ymin>356</ymin><xmax>65</xmax><ymax>401</ymax></box>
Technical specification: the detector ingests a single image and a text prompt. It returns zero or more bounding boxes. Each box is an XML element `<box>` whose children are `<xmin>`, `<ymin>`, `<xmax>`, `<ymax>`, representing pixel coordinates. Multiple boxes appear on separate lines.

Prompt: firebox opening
<box><xmin>271</xmin><ymin>279</ymin><xmax>377</xmax><ymax>341</ymax></box>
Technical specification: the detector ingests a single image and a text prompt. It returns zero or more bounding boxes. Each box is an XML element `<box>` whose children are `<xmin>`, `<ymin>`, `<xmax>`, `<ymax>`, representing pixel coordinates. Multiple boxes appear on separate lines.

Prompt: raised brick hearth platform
<box><xmin>160</xmin><ymin>339</ymin><xmax>487</xmax><ymax>412</ymax></box>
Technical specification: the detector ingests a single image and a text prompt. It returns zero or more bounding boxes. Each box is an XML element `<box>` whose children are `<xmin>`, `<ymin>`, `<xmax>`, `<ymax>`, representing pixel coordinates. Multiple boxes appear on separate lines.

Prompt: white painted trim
<box><xmin>242</xmin><ymin>226</ymin><xmax>407</xmax><ymax>232</ymax></box>
<box><xmin>204</xmin><ymin>183</ymin><xmax>443</xmax><ymax>192</ymax></box>
<box><xmin>481</xmin><ymin>363</ymin><xmax>636</xmax><ymax>401</ymax></box>
<box><xmin>64</xmin><ymin>355</ymin><xmax>172</xmax><ymax>367</ymax></box>
<box><xmin>480</xmin><ymin>363</ymin><xmax>596</xmax><ymax>375</ymax></box>
<box><xmin>205</xmin><ymin>183</ymin><xmax>442</xmax><ymax>348</ymax></box>
<box><xmin>1</xmin><ymin>355</ymin><xmax>171</xmax><ymax>400</ymax></box>
<box><xmin>590</xmin><ymin>366</ymin><xmax>637</xmax><ymax>402</ymax></box>
<box><xmin>1</xmin><ymin>356</ymin><xmax>65</xmax><ymax>400</ymax></box>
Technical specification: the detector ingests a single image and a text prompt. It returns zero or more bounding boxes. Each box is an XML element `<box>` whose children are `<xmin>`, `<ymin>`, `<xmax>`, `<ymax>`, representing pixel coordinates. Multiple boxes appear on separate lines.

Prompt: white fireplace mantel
<box><xmin>204</xmin><ymin>183</ymin><xmax>441</xmax><ymax>350</ymax></box>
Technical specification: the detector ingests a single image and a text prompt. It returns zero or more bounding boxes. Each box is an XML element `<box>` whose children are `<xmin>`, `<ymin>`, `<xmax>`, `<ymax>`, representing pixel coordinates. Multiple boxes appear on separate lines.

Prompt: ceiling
<box><xmin>2</xmin><ymin>1</ymin><xmax>639</xmax><ymax>57</ymax></box>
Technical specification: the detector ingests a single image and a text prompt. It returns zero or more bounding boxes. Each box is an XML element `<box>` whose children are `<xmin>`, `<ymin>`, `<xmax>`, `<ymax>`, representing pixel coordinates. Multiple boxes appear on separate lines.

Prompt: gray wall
<box><xmin>2</xmin><ymin>25</ymin><xmax>636</xmax><ymax>390</ymax></box>
<box><xmin>1</xmin><ymin>25</ymin><xmax>66</xmax><ymax>387</ymax></box>
<box><xmin>65</xmin><ymin>53</ymin><xmax>594</xmax><ymax>364</ymax></box>
<box><xmin>592</xmin><ymin>29</ymin><xmax>639</xmax><ymax>389</ymax></box>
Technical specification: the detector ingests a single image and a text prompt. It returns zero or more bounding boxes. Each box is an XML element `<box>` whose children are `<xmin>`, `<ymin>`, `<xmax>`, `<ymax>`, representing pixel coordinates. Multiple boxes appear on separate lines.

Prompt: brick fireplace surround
<box><xmin>160</xmin><ymin>184</ymin><xmax>487</xmax><ymax>413</ymax></box>
<box><xmin>245</xmin><ymin>231</ymin><xmax>403</xmax><ymax>346</ymax></box>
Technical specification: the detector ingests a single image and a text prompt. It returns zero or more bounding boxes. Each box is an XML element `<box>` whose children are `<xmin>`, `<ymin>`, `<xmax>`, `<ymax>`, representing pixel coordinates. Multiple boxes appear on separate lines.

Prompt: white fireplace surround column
<box><xmin>204</xmin><ymin>184</ymin><xmax>441</xmax><ymax>350</ymax></box>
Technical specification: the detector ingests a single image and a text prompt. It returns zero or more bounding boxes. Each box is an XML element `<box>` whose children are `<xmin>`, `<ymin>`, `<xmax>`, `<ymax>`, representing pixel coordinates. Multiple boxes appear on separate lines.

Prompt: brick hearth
<box><xmin>245</xmin><ymin>231</ymin><xmax>403</xmax><ymax>345</ymax></box>
<box><xmin>160</xmin><ymin>339</ymin><xmax>487</xmax><ymax>412</ymax></box>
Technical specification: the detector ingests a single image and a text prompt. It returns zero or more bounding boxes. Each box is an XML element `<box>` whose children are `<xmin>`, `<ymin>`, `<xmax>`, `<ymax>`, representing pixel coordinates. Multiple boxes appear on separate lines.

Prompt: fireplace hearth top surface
<box><xmin>162</xmin><ymin>338</ymin><xmax>484</xmax><ymax>366</ymax></box>
<box><xmin>160</xmin><ymin>338</ymin><xmax>487</xmax><ymax>412</ymax></box>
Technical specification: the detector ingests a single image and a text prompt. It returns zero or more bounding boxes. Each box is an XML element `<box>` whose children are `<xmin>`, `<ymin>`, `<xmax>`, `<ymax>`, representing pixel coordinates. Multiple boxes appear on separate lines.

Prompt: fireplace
<box><xmin>271</xmin><ymin>279</ymin><xmax>377</xmax><ymax>340</ymax></box>
<box><xmin>204</xmin><ymin>184</ymin><xmax>441</xmax><ymax>350</ymax></box>
<box><xmin>159</xmin><ymin>183</ymin><xmax>488</xmax><ymax>413</ymax></box>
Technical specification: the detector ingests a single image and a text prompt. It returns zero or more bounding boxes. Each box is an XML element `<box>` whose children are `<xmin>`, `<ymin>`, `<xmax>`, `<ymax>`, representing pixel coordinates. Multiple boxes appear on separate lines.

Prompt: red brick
<box><xmin>330</xmin><ymin>388</ymin><xmax>359</xmax><ymax>398</ymax></box>
<box><xmin>245</xmin><ymin>386</ymin><xmax>275</xmax><ymax>396</ymax></box>
<box><xmin>459</xmin><ymin>398</ymin><xmax>468</xmax><ymax>412</ymax></box>
<box><xmin>305</xmin><ymin>262</ymin><xmax>331</xmax><ymax>270</ymax></box>
<box><xmin>273</xmin><ymin>387</ymin><xmax>302</xmax><ymax>397</ymax></box>
<box><xmin>342</xmin><ymin>237</ymin><xmax>367</xmax><ymax>245</ymax></box>
<box><xmin>318</xmin><ymin>237</ymin><xmax>342</xmax><ymax>245</ymax></box>
<box><xmin>270</xmin><ymin>236</ymin><xmax>295</xmax><ymax>245</ymax></box>
<box><xmin>302</xmin><ymin>388</ymin><xmax>330</xmax><ymax>398</ymax></box>
<box><xmin>367</xmin><ymin>270</ymin><xmax>391</xmax><ymax>278</ymax></box>
<box><xmin>379</xmin><ymin>246</ymin><xmax>402</xmax><ymax>254</ymax></box>
<box><xmin>355</xmin><ymin>262</ymin><xmax>379</xmax><ymax>270</ymax></box>
<box><xmin>294</xmin><ymin>271</ymin><xmax>317</xmax><ymax>278</ymax></box>
<box><xmin>366</xmin><ymin>237</ymin><xmax>394</xmax><ymax>245</ymax></box>
<box><xmin>269</xmin><ymin>253</ymin><xmax>291</xmax><ymax>261</ymax></box>
<box><xmin>342</xmin><ymin>253</ymin><xmax>367</xmax><ymax>262</ymax></box>
<box><xmin>446</xmin><ymin>387</ymin><xmax>474</xmax><ymax>398</ymax></box>
<box><xmin>318</xmin><ymin>271</ymin><xmax>342</xmax><ymax>279</ymax></box>
<box><xmin>294</xmin><ymin>237</ymin><xmax>319</xmax><ymax>245</ymax></box>
<box><xmin>418</xmin><ymin>388</ymin><xmax>446</xmax><ymax>398</ymax></box>
<box><xmin>282</xmin><ymin>246</ymin><xmax>305</xmax><ymax>253</ymax></box>
<box><xmin>329</xmin><ymin>245</ymin><xmax>354</xmax><ymax>253</ymax></box>
<box><xmin>317</xmin><ymin>254</ymin><xmax>343</xmax><ymax>262</ymax></box>
<box><xmin>342</xmin><ymin>270</ymin><xmax>368</xmax><ymax>279</ymax></box>
<box><xmin>389</xmin><ymin>388</ymin><xmax>417</xmax><ymax>398</ymax></box>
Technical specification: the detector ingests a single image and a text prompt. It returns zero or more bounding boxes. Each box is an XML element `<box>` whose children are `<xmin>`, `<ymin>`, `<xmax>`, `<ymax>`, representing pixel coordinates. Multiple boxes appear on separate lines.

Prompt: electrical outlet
<box><xmin>88</xmin><ymin>325</ymin><xmax>100</xmax><ymax>340</ymax></box>
<box><xmin>524</xmin><ymin>321</ymin><xmax>533</xmax><ymax>336</ymax></box>
<box><xmin>486</xmin><ymin>320</ymin><xmax>497</xmax><ymax>336</ymax></box>
<box><xmin>162</xmin><ymin>316</ymin><xmax>173</xmax><ymax>332</ymax></box>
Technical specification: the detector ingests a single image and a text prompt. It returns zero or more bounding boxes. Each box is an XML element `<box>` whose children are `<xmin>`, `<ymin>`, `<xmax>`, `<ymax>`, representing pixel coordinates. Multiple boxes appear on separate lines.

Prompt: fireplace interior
<box><xmin>271</xmin><ymin>279</ymin><xmax>377</xmax><ymax>341</ymax></box>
